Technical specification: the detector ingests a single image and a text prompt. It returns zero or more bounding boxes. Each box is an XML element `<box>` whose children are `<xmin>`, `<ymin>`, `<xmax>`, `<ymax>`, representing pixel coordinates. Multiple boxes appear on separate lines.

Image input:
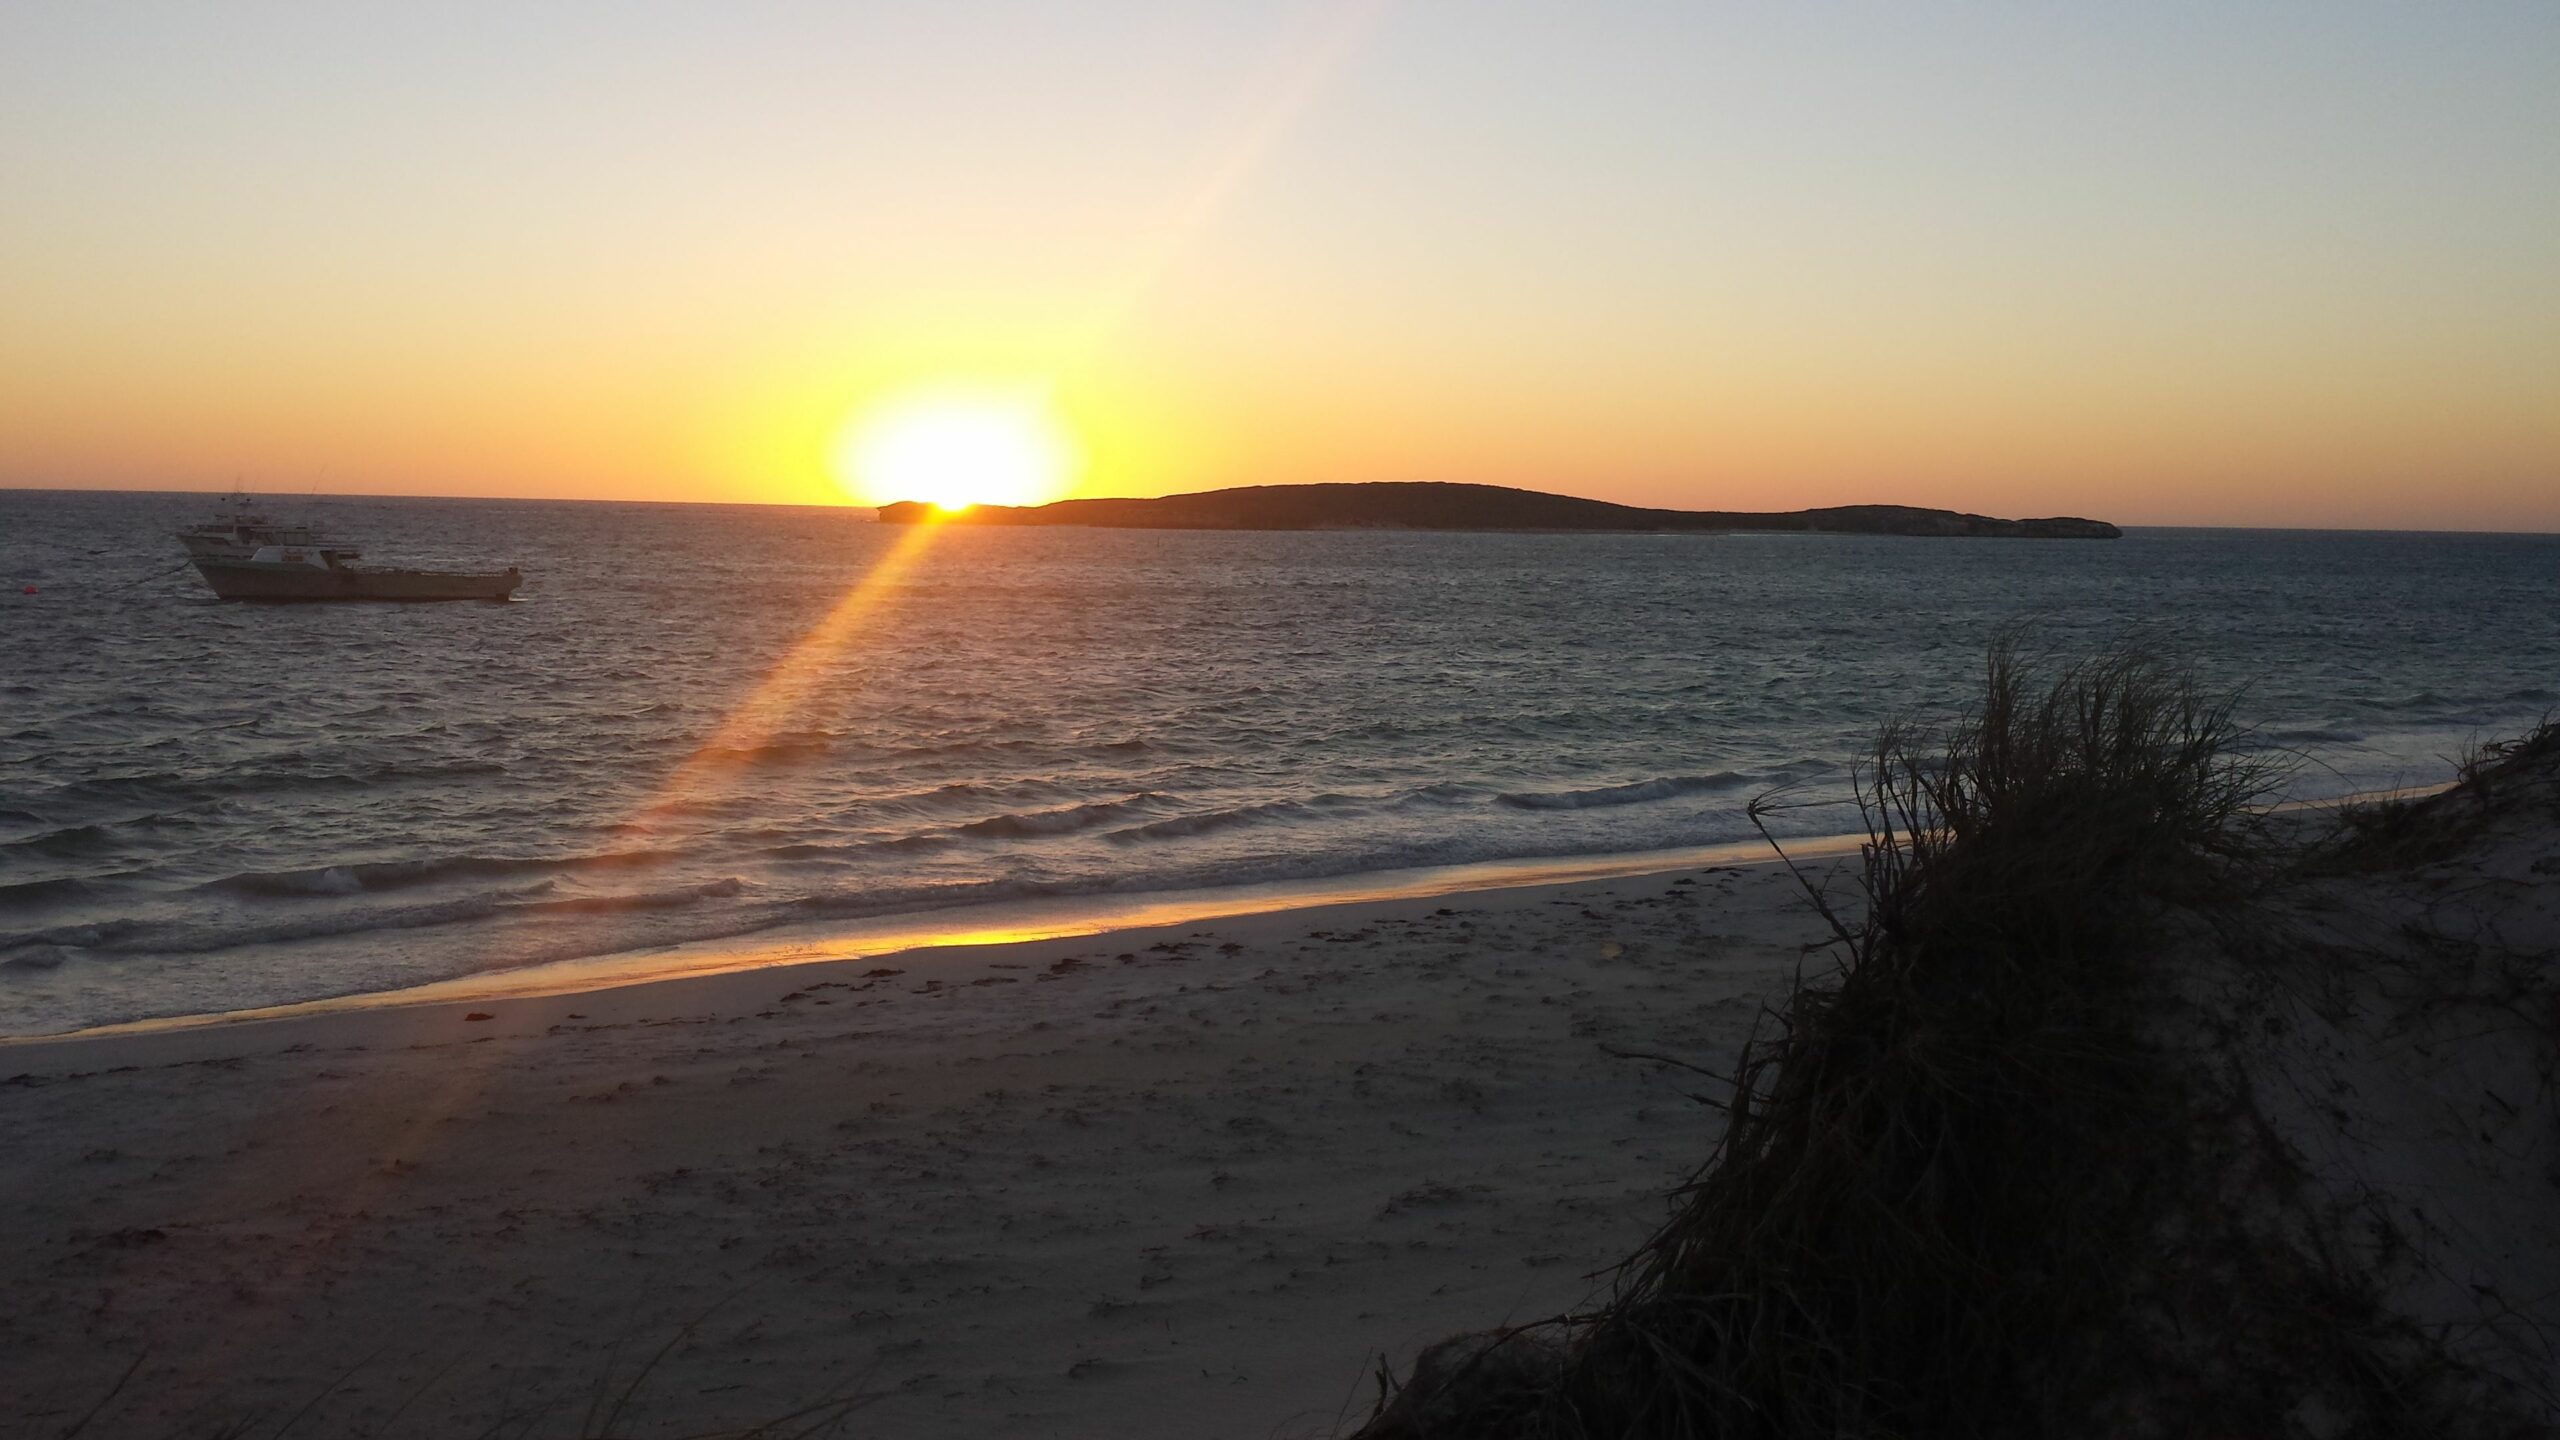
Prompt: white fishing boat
<box><xmin>174</xmin><ymin>492</ymin><xmax>351</xmax><ymax>560</ymax></box>
<box><xmin>174</xmin><ymin>494</ymin><xmax>521</xmax><ymax>602</ymax></box>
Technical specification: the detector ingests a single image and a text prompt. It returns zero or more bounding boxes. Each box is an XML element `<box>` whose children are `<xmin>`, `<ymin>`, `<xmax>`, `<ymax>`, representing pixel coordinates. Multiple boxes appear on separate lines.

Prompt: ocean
<box><xmin>4</xmin><ymin>488</ymin><xmax>2554</xmax><ymax>1035</ymax></box>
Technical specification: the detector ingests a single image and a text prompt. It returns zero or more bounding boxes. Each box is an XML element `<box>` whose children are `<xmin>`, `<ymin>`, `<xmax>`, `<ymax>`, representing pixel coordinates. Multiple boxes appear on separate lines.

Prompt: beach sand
<box><xmin>0</xmin><ymin>857</ymin><xmax>1844</xmax><ymax>1438</ymax></box>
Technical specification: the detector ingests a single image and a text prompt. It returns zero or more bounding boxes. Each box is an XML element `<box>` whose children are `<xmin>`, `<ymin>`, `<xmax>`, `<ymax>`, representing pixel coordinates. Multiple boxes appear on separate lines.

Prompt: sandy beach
<box><xmin>10</xmin><ymin>1</ymin><xmax>2556</xmax><ymax>1430</ymax></box>
<box><xmin>0</xmin><ymin>856</ymin><xmax>1844</xmax><ymax>1438</ymax></box>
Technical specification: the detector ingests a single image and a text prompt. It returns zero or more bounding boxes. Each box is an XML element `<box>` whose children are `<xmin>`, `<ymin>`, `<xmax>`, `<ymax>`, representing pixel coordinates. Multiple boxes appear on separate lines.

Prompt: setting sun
<box><xmin>832</xmin><ymin>387</ymin><xmax>1078</xmax><ymax>512</ymax></box>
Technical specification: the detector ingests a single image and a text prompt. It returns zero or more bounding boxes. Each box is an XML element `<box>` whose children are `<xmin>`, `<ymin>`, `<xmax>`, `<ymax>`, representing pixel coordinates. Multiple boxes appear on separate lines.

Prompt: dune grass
<box><xmin>2311</xmin><ymin>715</ymin><xmax>2560</xmax><ymax>874</ymax></box>
<box><xmin>1360</xmin><ymin>641</ymin><xmax>2284</xmax><ymax>1439</ymax></box>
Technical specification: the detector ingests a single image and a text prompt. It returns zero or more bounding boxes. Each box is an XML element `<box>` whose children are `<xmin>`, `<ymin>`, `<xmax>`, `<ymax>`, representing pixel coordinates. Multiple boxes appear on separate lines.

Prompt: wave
<box><xmin>758</xmin><ymin>834</ymin><xmax>956</xmax><ymax>860</ymax></box>
<box><xmin>501</xmin><ymin>877</ymin><xmax>747</xmax><ymax>916</ymax></box>
<box><xmin>690</xmin><ymin>730</ymin><xmax>837</xmax><ymax>766</ymax></box>
<box><xmin>212</xmin><ymin>865</ymin><xmax>371</xmax><ymax>898</ymax></box>
<box><xmin>0</xmin><ymin>823</ymin><xmax>118</xmax><ymax>860</ymax></box>
<box><xmin>1495</xmin><ymin>773</ymin><xmax>1748</xmax><ymax>811</ymax></box>
<box><xmin>1396</xmin><ymin>781</ymin><xmax>1494</xmax><ymax>807</ymax></box>
<box><xmin>1107</xmin><ymin>794</ymin><xmax>1352</xmax><ymax>842</ymax></box>
<box><xmin>0</xmin><ymin>884</ymin><xmax>559</xmax><ymax>959</ymax></box>
<box><xmin>958</xmin><ymin>794</ymin><xmax>1170</xmax><ymax>840</ymax></box>
<box><xmin>0</xmin><ymin>805</ymin><xmax>226</xmax><ymax>861</ymax></box>
<box><xmin>859</xmin><ymin>778</ymin><xmax>1079</xmax><ymax>819</ymax></box>
<box><xmin>785</xmin><ymin>875</ymin><xmax>1074</xmax><ymax>921</ymax></box>
<box><xmin>2265</xmin><ymin>728</ymin><xmax>2366</xmax><ymax>745</ymax></box>
<box><xmin>859</xmin><ymin>738</ymin><xmax>1059</xmax><ymax>768</ymax></box>
<box><xmin>0</xmin><ymin>876</ymin><xmax>97</xmax><ymax>908</ymax></box>
<box><xmin>198</xmin><ymin>848</ymin><xmax>683</xmax><ymax>900</ymax></box>
<box><xmin>23</xmin><ymin>758</ymin><xmax>513</xmax><ymax>814</ymax></box>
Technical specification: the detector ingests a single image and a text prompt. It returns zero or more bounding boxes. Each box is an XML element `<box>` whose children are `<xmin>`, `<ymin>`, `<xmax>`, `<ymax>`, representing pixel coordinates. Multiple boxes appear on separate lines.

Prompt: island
<box><xmin>877</xmin><ymin>481</ymin><xmax>2121</xmax><ymax>538</ymax></box>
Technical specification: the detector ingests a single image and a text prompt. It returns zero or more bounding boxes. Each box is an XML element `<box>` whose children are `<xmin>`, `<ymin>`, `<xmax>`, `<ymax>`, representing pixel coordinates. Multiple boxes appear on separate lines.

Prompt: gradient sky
<box><xmin>3</xmin><ymin>2</ymin><xmax>2555</xmax><ymax>528</ymax></box>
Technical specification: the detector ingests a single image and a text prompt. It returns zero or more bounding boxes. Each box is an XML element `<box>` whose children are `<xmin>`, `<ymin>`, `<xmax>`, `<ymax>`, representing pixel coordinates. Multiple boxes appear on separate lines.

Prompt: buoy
<box><xmin>19</xmin><ymin>585</ymin><xmax>33</xmax><ymax>595</ymax></box>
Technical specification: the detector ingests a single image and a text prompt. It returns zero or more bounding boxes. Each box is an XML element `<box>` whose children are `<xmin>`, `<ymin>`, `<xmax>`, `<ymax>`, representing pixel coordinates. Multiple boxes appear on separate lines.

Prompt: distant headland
<box><xmin>877</xmin><ymin>482</ymin><xmax>2121</xmax><ymax>539</ymax></box>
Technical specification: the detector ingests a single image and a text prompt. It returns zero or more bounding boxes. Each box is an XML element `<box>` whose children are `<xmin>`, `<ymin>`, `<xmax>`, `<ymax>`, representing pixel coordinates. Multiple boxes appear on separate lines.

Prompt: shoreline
<box><xmin>11</xmin><ymin>782</ymin><xmax>2440</xmax><ymax>1047</ymax></box>
<box><xmin>0</xmin><ymin>855</ymin><xmax>1851</xmax><ymax>1437</ymax></box>
<box><xmin>0</xmin><ymin>721</ymin><xmax>2531</xmax><ymax>1438</ymax></box>
<box><xmin>8</xmin><ymin>834</ymin><xmax>1863</xmax><ymax>1047</ymax></box>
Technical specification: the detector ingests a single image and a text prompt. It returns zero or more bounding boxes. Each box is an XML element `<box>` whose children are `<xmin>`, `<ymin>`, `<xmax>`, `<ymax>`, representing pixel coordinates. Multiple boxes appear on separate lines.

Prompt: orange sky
<box><xmin>2</xmin><ymin>3</ymin><xmax>2554</xmax><ymax>530</ymax></box>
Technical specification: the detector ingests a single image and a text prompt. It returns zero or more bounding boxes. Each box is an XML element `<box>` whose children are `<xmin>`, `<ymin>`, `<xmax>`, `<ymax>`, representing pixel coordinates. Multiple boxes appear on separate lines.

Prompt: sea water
<box><xmin>3</xmin><ymin>489</ymin><xmax>2554</xmax><ymax>1034</ymax></box>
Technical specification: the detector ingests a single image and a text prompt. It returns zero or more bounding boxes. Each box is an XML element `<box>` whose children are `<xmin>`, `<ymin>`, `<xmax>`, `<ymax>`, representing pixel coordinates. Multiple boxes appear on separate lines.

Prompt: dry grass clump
<box><xmin>1361</xmin><ymin>642</ymin><xmax>2281</xmax><ymax>1440</ymax></box>
<box><xmin>2313</xmin><ymin>716</ymin><xmax>2560</xmax><ymax>873</ymax></box>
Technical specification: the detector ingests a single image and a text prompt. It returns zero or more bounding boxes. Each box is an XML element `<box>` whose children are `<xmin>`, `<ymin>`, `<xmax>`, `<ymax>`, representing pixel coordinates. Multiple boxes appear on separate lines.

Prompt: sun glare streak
<box><xmin>165</xmin><ymin>19</ymin><xmax>1361</xmax><ymax>1339</ymax></box>
<box><xmin>1070</xmin><ymin>0</ymin><xmax>1391</xmax><ymax>356</ymax></box>
<box><xmin>627</xmin><ymin>514</ymin><xmax>951</xmax><ymax>831</ymax></box>
<box><xmin>159</xmin><ymin>4</ymin><xmax>1383</xmax><ymax>1331</ymax></box>
<box><xmin>182</xmin><ymin>515</ymin><xmax>964</xmax><ymax>1383</ymax></box>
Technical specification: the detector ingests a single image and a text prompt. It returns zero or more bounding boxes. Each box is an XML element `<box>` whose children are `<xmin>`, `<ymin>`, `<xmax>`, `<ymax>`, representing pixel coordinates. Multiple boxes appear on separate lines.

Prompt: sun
<box><xmin>832</xmin><ymin>386</ymin><xmax>1078</xmax><ymax>512</ymax></box>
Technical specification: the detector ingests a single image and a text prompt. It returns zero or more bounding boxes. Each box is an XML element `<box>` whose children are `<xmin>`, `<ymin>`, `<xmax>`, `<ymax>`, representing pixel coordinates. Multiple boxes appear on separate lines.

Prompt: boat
<box><xmin>189</xmin><ymin>544</ymin><xmax>522</xmax><ymax>602</ymax></box>
<box><xmin>174</xmin><ymin>496</ymin><xmax>521</xmax><ymax>602</ymax></box>
<box><xmin>175</xmin><ymin>491</ymin><xmax>351</xmax><ymax>560</ymax></box>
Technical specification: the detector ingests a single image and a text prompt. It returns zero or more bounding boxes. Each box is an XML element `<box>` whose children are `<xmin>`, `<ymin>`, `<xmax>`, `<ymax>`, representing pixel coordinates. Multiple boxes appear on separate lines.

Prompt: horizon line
<box><xmin>4</xmin><ymin>480</ymin><xmax>2556</xmax><ymax>539</ymax></box>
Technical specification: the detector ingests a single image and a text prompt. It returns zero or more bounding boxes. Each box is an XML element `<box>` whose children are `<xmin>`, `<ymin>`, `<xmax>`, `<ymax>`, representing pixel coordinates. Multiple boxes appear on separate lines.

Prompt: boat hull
<box><xmin>190</xmin><ymin>558</ymin><xmax>521</xmax><ymax>602</ymax></box>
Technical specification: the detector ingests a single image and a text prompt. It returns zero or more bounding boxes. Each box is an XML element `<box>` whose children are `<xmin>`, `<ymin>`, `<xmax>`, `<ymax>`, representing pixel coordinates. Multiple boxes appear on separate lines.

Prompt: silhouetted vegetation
<box><xmin>1358</xmin><ymin>642</ymin><xmax>2294</xmax><ymax>1439</ymax></box>
<box><xmin>2312</xmin><ymin>716</ymin><xmax>2560</xmax><ymax>874</ymax></box>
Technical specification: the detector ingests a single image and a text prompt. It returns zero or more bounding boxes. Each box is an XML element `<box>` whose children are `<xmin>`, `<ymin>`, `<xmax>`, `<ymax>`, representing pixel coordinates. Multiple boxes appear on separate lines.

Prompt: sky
<box><xmin>2</xmin><ymin>1</ymin><xmax>2554</xmax><ymax>529</ymax></box>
